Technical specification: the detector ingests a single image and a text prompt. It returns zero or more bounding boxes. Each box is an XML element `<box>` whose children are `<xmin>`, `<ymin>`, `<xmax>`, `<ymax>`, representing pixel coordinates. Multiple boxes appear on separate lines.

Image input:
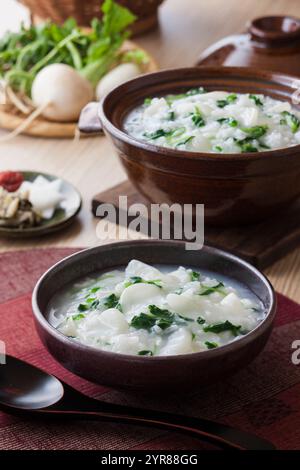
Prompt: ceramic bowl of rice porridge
<box><xmin>92</xmin><ymin>67</ymin><xmax>300</xmax><ymax>225</ymax></box>
<box><xmin>32</xmin><ymin>241</ymin><xmax>276</xmax><ymax>391</ymax></box>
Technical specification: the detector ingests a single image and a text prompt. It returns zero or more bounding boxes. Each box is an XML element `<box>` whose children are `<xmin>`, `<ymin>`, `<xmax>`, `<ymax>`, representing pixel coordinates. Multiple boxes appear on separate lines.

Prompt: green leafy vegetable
<box><xmin>234</xmin><ymin>137</ymin><xmax>258</xmax><ymax>153</ymax></box>
<box><xmin>190</xmin><ymin>270</ymin><xmax>200</xmax><ymax>281</ymax></box>
<box><xmin>130</xmin><ymin>305</ymin><xmax>192</xmax><ymax>331</ymax></box>
<box><xmin>241</xmin><ymin>125</ymin><xmax>268</xmax><ymax>139</ymax></box>
<box><xmin>78</xmin><ymin>303</ymin><xmax>89</xmax><ymax>312</ymax></box>
<box><xmin>203</xmin><ymin>320</ymin><xmax>241</xmax><ymax>336</ymax></box>
<box><xmin>217</xmin><ymin>117</ymin><xmax>238</xmax><ymax>127</ymax></box>
<box><xmin>236</xmin><ymin>125</ymin><xmax>269</xmax><ymax>153</ymax></box>
<box><xmin>217</xmin><ymin>94</ymin><xmax>237</xmax><ymax>108</ymax></box>
<box><xmin>281</xmin><ymin>111</ymin><xmax>300</xmax><ymax>133</ymax></box>
<box><xmin>0</xmin><ymin>0</ymin><xmax>137</xmax><ymax>93</ymax></box>
<box><xmin>205</xmin><ymin>341</ymin><xmax>218</xmax><ymax>349</ymax></box>
<box><xmin>77</xmin><ymin>292</ymin><xmax>121</xmax><ymax>313</ymax></box>
<box><xmin>197</xmin><ymin>316</ymin><xmax>205</xmax><ymax>325</ymax></box>
<box><xmin>259</xmin><ymin>142</ymin><xmax>270</xmax><ymax>150</ymax></box>
<box><xmin>191</xmin><ymin>106</ymin><xmax>205</xmax><ymax>127</ymax></box>
<box><xmin>124</xmin><ymin>276</ymin><xmax>162</xmax><ymax>289</ymax></box>
<box><xmin>249</xmin><ymin>94</ymin><xmax>263</xmax><ymax>106</ymax></box>
<box><xmin>167</xmin><ymin>111</ymin><xmax>175</xmax><ymax>121</ymax></box>
<box><xmin>130</xmin><ymin>312</ymin><xmax>157</xmax><ymax>330</ymax></box>
<box><xmin>175</xmin><ymin>135</ymin><xmax>195</xmax><ymax>147</ymax></box>
<box><xmin>199</xmin><ymin>282</ymin><xmax>225</xmax><ymax>296</ymax></box>
<box><xmin>103</xmin><ymin>293</ymin><xmax>121</xmax><ymax>310</ymax></box>
<box><xmin>138</xmin><ymin>350</ymin><xmax>153</xmax><ymax>356</ymax></box>
<box><xmin>90</xmin><ymin>299</ymin><xmax>101</xmax><ymax>309</ymax></box>
<box><xmin>90</xmin><ymin>287</ymin><xmax>100</xmax><ymax>294</ymax></box>
<box><xmin>72</xmin><ymin>313</ymin><xmax>86</xmax><ymax>321</ymax></box>
<box><xmin>143</xmin><ymin>129</ymin><xmax>171</xmax><ymax>139</ymax></box>
<box><xmin>120</xmin><ymin>48</ymin><xmax>149</xmax><ymax>66</ymax></box>
<box><xmin>144</xmin><ymin>127</ymin><xmax>187</xmax><ymax>143</ymax></box>
<box><xmin>214</xmin><ymin>145</ymin><xmax>223</xmax><ymax>152</ymax></box>
<box><xmin>177</xmin><ymin>314</ymin><xmax>194</xmax><ymax>323</ymax></box>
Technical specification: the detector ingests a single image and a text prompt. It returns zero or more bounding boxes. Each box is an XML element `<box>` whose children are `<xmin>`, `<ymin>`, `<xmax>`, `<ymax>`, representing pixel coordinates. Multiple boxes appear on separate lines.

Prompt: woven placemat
<box><xmin>0</xmin><ymin>248</ymin><xmax>300</xmax><ymax>450</ymax></box>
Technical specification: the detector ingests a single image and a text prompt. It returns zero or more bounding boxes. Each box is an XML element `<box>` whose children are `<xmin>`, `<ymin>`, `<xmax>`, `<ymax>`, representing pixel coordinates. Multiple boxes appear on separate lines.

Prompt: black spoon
<box><xmin>0</xmin><ymin>355</ymin><xmax>275</xmax><ymax>450</ymax></box>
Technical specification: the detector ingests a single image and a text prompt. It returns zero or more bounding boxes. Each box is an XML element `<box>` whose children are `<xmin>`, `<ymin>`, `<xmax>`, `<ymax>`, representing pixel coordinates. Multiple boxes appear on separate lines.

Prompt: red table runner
<box><xmin>0</xmin><ymin>248</ymin><xmax>300</xmax><ymax>450</ymax></box>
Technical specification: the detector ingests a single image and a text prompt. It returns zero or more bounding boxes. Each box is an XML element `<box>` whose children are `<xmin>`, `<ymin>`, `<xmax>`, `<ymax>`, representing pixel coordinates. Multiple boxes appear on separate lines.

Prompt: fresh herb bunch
<box><xmin>0</xmin><ymin>0</ymin><xmax>138</xmax><ymax>96</ymax></box>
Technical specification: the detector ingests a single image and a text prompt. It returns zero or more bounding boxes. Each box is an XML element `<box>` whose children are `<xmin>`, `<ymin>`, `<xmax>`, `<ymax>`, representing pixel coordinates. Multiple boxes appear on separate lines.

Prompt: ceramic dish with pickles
<box><xmin>0</xmin><ymin>171</ymin><xmax>81</xmax><ymax>237</ymax></box>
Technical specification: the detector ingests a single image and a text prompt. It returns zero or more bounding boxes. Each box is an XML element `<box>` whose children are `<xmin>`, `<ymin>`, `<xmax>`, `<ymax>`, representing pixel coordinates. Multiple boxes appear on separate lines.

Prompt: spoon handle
<box><xmin>37</xmin><ymin>404</ymin><xmax>275</xmax><ymax>450</ymax></box>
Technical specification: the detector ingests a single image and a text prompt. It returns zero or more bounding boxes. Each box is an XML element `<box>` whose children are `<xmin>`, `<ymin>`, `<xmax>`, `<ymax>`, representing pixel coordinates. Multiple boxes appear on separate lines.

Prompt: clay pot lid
<box><xmin>249</xmin><ymin>15</ymin><xmax>300</xmax><ymax>44</ymax></box>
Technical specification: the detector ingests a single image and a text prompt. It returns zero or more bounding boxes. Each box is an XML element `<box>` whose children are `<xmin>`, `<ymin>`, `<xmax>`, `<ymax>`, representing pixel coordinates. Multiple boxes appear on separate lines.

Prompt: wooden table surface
<box><xmin>1</xmin><ymin>0</ymin><xmax>300</xmax><ymax>303</ymax></box>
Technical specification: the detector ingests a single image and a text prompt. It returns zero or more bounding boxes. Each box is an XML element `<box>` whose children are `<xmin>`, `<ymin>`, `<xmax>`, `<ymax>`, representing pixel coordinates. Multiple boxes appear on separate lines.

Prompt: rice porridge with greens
<box><xmin>48</xmin><ymin>260</ymin><xmax>265</xmax><ymax>356</ymax></box>
<box><xmin>124</xmin><ymin>88</ymin><xmax>300</xmax><ymax>153</ymax></box>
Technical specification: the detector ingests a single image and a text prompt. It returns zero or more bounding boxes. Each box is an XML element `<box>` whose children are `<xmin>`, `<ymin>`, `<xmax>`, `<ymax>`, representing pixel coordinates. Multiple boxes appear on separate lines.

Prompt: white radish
<box><xmin>31</xmin><ymin>63</ymin><xmax>94</xmax><ymax>122</ymax></box>
<box><xmin>96</xmin><ymin>63</ymin><xmax>141</xmax><ymax>100</ymax></box>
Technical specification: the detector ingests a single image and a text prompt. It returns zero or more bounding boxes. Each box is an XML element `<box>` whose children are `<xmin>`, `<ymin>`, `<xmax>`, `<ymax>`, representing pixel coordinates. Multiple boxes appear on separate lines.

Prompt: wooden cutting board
<box><xmin>92</xmin><ymin>180</ymin><xmax>300</xmax><ymax>269</ymax></box>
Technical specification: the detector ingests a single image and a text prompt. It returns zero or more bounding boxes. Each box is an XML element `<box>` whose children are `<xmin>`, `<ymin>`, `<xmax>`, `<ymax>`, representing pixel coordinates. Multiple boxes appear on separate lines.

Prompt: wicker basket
<box><xmin>19</xmin><ymin>0</ymin><xmax>164</xmax><ymax>36</ymax></box>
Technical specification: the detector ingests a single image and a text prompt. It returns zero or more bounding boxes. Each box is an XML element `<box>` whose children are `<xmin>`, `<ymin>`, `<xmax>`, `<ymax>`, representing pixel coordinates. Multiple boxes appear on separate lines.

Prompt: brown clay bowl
<box><xmin>93</xmin><ymin>67</ymin><xmax>300</xmax><ymax>226</ymax></box>
<box><xmin>32</xmin><ymin>240</ymin><xmax>276</xmax><ymax>392</ymax></box>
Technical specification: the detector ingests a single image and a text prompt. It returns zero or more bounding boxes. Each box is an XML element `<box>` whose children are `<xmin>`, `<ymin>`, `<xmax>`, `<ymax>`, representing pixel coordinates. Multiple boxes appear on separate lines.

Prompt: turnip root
<box><xmin>31</xmin><ymin>63</ymin><xmax>94</xmax><ymax>122</ymax></box>
<box><xmin>96</xmin><ymin>63</ymin><xmax>141</xmax><ymax>100</ymax></box>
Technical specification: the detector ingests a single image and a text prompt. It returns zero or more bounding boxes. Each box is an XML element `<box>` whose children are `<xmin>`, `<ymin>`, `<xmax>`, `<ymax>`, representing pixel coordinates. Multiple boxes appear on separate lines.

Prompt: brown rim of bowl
<box><xmin>98</xmin><ymin>66</ymin><xmax>300</xmax><ymax>161</ymax></box>
<box><xmin>32</xmin><ymin>240</ymin><xmax>277</xmax><ymax>363</ymax></box>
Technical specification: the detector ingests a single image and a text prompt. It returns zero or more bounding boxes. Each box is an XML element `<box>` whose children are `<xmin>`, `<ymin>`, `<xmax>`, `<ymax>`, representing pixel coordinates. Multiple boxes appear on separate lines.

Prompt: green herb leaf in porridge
<box><xmin>217</xmin><ymin>94</ymin><xmax>237</xmax><ymax>108</ymax></box>
<box><xmin>199</xmin><ymin>282</ymin><xmax>225</xmax><ymax>296</ymax></box>
<box><xmin>175</xmin><ymin>135</ymin><xmax>195</xmax><ymax>147</ymax></box>
<box><xmin>103</xmin><ymin>293</ymin><xmax>121</xmax><ymax>310</ymax></box>
<box><xmin>143</xmin><ymin>129</ymin><xmax>170</xmax><ymax>140</ymax></box>
<box><xmin>191</xmin><ymin>106</ymin><xmax>205</xmax><ymax>127</ymax></box>
<box><xmin>203</xmin><ymin>320</ymin><xmax>242</xmax><ymax>336</ymax></box>
<box><xmin>138</xmin><ymin>350</ymin><xmax>153</xmax><ymax>356</ymax></box>
<box><xmin>217</xmin><ymin>117</ymin><xmax>238</xmax><ymax>127</ymax></box>
<box><xmin>90</xmin><ymin>287</ymin><xmax>100</xmax><ymax>293</ymax></box>
<box><xmin>205</xmin><ymin>341</ymin><xmax>218</xmax><ymax>349</ymax></box>
<box><xmin>281</xmin><ymin>111</ymin><xmax>300</xmax><ymax>133</ymax></box>
<box><xmin>242</xmin><ymin>125</ymin><xmax>268</xmax><ymax>139</ymax></box>
<box><xmin>234</xmin><ymin>137</ymin><xmax>258</xmax><ymax>153</ymax></box>
<box><xmin>130</xmin><ymin>304</ymin><xmax>193</xmax><ymax>331</ymax></box>
<box><xmin>125</xmin><ymin>276</ymin><xmax>162</xmax><ymax>289</ymax></box>
<box><xmin>130</xmin><ymin>312</ymin><xmax>156</xmax><ymax>330</ymax></box>
<box><xmin>249</xmin><ymin>94</ymin><xmax>263</xmax><ymax>106</ymax></box>
<box><xmin>78</xmin><ymin>303</ymin><xmax>89</xmax><ymax>312</ymax></box>
<box><xmin>72</xmin><ymin>313</ymin><xmax>86</xmax><ymax>321</ymax></box>
<box><xmin>190</xmin><ymin>270</ymin><xmax>201</xmax><ymax>281</ymax></box>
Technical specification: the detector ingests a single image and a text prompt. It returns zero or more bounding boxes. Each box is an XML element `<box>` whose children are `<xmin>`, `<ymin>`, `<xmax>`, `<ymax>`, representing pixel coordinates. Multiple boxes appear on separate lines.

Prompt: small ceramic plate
<box><xmin>0</xmin><ymin>171</ymin><xmax>82</xmax><ymax>238</ymax></box>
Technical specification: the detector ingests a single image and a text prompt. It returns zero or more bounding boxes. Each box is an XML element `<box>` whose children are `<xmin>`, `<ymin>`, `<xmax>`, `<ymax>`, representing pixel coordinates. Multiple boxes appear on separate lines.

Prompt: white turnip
<box><xmin>96</xmin><ymin>63</ymin><xmax>141</xmax><ymax>100</ymax></box>
<box><xmin>31</xmin><ymin>63</ymin><xmax>94</xmax><ymax>122</ymax></box>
